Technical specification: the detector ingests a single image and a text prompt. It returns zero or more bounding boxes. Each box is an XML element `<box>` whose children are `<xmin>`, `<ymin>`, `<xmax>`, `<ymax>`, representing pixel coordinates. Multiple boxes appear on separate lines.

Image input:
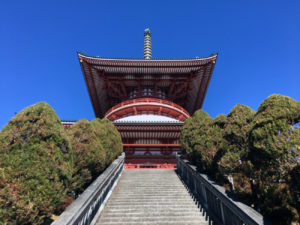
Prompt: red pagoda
<box><xmin>78</xmin><ymin>29</ymin><xmax>217</xmax><ymax>169</ymax></box>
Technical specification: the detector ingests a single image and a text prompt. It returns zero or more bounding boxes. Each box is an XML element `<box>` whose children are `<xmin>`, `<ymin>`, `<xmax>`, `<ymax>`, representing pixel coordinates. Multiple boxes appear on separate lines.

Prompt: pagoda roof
<box><xmin>78</xmin><ymin>53</ymin><xmax>217</xmax><ymax>74</ymax></box>
<box><xmin>78</xmin><ymin>52</ymin><xmax>217</xmax><ymax>61</ymax></box>
<box><xmin>78</xmin><ymin>52</ymin><xmax>217</xmax><ymax>118</ymax></box>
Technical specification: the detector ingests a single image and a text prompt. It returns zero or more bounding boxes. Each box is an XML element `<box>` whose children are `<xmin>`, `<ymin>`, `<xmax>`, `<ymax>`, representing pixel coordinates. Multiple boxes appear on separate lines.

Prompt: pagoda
<box><xmin>78</xmin><ymin>29</ymin><xmax>217</xmax><ymax>169</ymax></box>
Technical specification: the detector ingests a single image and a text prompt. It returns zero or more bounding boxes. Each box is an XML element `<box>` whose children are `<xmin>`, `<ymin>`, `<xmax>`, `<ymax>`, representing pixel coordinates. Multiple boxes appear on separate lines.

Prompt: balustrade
<box><xmin>52</xmin><ymin>153</ymin><xmax>125</xmax><ymax>225</ymax></box>
<box><xmin>176</xmin><ymin>154</ymin><xmax>271</xmax><ymax>225</ymax></box>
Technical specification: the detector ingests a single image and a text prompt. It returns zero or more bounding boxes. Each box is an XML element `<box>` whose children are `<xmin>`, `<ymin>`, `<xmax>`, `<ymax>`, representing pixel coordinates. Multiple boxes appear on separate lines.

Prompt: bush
<box><xmin>181</xmin><ymin>110</ymin><xmax>228</xmax><ymax>176</ymax></box>
<box><xmin>180</xmin><ymin>110</ymin><xmax>213</xmax><ymax>170</ymax></box>
<box><xmin>67</xmin><ymin>119</ymin><xmax>106</xmax><ymax>195</ymax></box>
<box><xmin>0</xmin><ymin>103</ymin><xmax>123</xmax><ymax>225</ymax></box>
<box><xmin>181</xmin><ymin>94</ymin><xmax>300</xmax><ymax>224</ymax></box>
<box><xmin>249</xmin><ymin>94</ymin><xmax>300</xmax><ymax>224</ymax></box>
<box><xmin>0</xmin><ymin>102</ymin><xmax>73</xmax><ymax>224</ymax></box>
<box><xmin>67</xmin><ymin>118</ymin><xmax>122</xmax><ymax>196</ymax></box>
<box><xmin>218</xmin><ymin>104</ymin><xmax>255</xmax><ymax>175</ymax></box>
<box><xmin>249</xmin><ymin>94</ymin><xmax>300</xmax><ymax>165</ymax></box>
<box><xmin>91</xmin><ymin>118</ymin><xmax>123</xmax><ymax>165</ymax></box>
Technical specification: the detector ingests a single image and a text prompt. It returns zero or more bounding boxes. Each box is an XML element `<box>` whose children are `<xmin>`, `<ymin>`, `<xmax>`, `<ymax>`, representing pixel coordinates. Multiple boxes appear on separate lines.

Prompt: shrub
<box><xmin>249</xmin><ymin>94</ymin><xmax>300</xmax><ymax>164</ymax></box>
<box><xmin>248</xmin><ymin>94</ymin><xmax>300</xmax><ymax>224</ymax></box>
<box><xmin>67</xmin><ymin>118</ymin><xmax>122</xmax><ymax>196</ymax></box>
<box><xmin>181</xmin><ymin>94</ymin><xmax>300</xmax><ymax>224</ymax></box>
<box><xmin>180</xmin><ymin>110</ymin><xmax>213</xmax><ymax>170</ymax></box>
<box><xmin>218</xmin><ymin>104</ymin><xmax>255</xmax><ymax>175</ymax></box>
<box><xmin>91</xmin><ymin>118</ymin><xmax>123</xmax><ymax>165</ymax></box>
<box><xmin>218</xmin><ymin>104</ymin><xmax>255</xmax><ymax>204</ymax></box>
<box><xmin>0</xmin><ymin>102</ymin><xmax>73</xmax><ymax>224</ymax></box>
<box><xmin>67</xmin><ymin>119</ymin><xmax>106</xmax><ymax>195</ymax></box>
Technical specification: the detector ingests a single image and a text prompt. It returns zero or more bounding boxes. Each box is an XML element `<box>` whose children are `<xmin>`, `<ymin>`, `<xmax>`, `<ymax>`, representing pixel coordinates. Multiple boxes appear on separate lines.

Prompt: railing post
<box><xmin>220</xmin><ymin>201</ymin><xmax>226</xmax><ymax>225</ymax></box>
<box><xmin>193</xmin><ymin>174</ymin><xmax>197</xmax><ymax>196</ymax></box>
<box><xmin>186</xmin><ymin>167</ymin><xmax>190</xmax><ymax>185</ymax></box>
<box><xmin>201</xmin><ymin>183</ymin><xmax>208</xmax><ymax>208</ymax></box>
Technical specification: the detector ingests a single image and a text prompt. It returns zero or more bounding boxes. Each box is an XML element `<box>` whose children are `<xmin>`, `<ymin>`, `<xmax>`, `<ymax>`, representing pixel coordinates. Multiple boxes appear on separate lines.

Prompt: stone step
<box><xmin>114</xmin><ymin>187</ymin><xmax>186</xmax><ymax>189</ymax></box>
<box><xmin>112</xmin><ymin>193</ymin><xmax>191</xmax><ymax>196</ymax></box>
<box><xmin>110</xmin><ymin>195</ymin><xmax>191</xmax><ymax>199</ymax></box>
<box><xmin>101</xmin><ymin>222</ymin><xmax>207</xmax><ymax>225</ymax></box>
<box><xmin>109</xmin><ymin>194</ymin><xmax>193</xmax><ymax>197</ymax></box>
<box><xmin>114</xmin><ymin>186</ymin><xmax>187</xmax><ymax>188</ymax></box>
<box><xmin>104</xmin><ymin>205</ymin><xmax>201</xmax><ymax>210</ymax></box>
<box><xmin>113</xmin><ymin>190</ymin><xmax>189</xmax><ymax>193</ymax></box>
<box><xmin>107</xmin><ymin>199</ymin><xmax>195</xmax><ymax>204</ymax></box>
<box><xmin>100</xmin><ymin>216</ymin><xmax>207</xmax><ymax>223</ymax></box>
<box><xmin>110</xmin><ymin>195</ymin><xmax>191</xmax><ymax>201</ymax></box>
<box><xmin>113</xmin><ymin>193</ymin><xmax>190</xmax><ymax>196</ymax></box>
<box><xmin>110</xmin><ymin>193</ymin><xmax>192</xmax><ymax>196</ymax></box>
<box><xmin>114</xmin><ymin>189</ymin><xmax>188</xmax><ymax>192</ymax></box>
<box><xmin>103</xmin><ymin>208</ymin><xmax>202</xmax><ymax>213</ymax></box>
<box><xmin>106</xmin><ymin>203</ymin><xmax>198</xmax><ymax>207</ymax></box>
<box><xmin>113</xmin><ymin>190</ymin><xmax>190</xmax><ymax>193</ymax></box>
<box><xmin>101</xmin><ymin>211</ymin><xmax>203</xmax><ymax>218</ymax></box>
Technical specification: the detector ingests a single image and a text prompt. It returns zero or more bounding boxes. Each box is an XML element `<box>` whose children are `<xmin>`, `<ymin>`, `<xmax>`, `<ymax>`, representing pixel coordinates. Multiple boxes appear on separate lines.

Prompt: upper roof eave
<box><xmin>77</xmin><ymin>52</ymin><xmax>218</xmax><ymax>63</ymax></box>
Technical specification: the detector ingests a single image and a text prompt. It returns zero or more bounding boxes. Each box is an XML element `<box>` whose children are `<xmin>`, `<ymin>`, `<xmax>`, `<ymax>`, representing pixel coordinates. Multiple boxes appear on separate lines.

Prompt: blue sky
<box><xmin>1</xmin><ymin>1</ymin><xmax>299</xmax><ymax>128</ymax></box>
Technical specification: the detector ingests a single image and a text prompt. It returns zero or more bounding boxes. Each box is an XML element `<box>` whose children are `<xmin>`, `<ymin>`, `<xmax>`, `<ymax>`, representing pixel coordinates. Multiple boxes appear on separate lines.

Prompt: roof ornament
<box><xmin>144</xmin><ymin>28</ymin><xmax>152</xmax><ymax>59</ymax></box>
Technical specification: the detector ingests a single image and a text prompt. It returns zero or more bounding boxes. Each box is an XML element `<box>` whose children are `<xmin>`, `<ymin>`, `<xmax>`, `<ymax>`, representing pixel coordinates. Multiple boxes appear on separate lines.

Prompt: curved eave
<box><xmin>78</xmin><ymin>52</ymin><xmax>217</xmax><ymax>62</ymax></box>
<box><xmin>78</xmin><ymin>52</ymin><xmax>217</xmax><ymax>74</ymax></box>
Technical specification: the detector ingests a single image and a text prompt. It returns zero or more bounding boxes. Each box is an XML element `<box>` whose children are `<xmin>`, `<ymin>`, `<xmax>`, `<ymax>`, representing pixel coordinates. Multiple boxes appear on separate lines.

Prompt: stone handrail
<box><xmin>176</xmin><ymin>154</ymin><xmax>271</xmax><ymax>225</ymax></box>
<box><xmin>52</xmin><ymin>153</ymin><xmax>125</xmax><ymax>225</ymax></box>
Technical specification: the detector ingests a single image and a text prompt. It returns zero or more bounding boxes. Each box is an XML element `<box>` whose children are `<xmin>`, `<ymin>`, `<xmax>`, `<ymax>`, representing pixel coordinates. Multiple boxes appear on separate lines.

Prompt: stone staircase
<box><xmin>96</xmin><ymin>170</ymin><xmax>211</xmax><ymax>225</ymax></box>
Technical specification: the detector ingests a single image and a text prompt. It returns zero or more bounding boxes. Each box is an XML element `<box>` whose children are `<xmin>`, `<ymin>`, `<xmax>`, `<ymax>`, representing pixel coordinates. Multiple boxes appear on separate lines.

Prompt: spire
<box><xmin>144</xmin><ymin>28</ymin><xmax>152</xmax><ymax>59</ymax></box>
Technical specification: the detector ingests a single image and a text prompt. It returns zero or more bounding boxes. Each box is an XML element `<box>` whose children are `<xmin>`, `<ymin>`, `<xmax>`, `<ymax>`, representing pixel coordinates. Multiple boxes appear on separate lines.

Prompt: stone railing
<box><xmin>176</xmin><ymin>154</ymin><xmax>271</xmax><ymax>225</ymax></box>
<box><xmin>52</xmin><ymin>153</ymin><xmax>125</xmax><ymax>225</ymax></box>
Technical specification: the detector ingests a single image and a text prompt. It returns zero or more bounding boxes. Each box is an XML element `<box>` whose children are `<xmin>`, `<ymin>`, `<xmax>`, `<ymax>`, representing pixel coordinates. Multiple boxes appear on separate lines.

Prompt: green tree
<box><xmin>67</xmin><ymin>119</ymin><xmax>106</xmax><ymax>195</ymax></box>
<box><xmin>249</xmin><ymin>94</ymin><xmax>300</xmax><ymax>224</ymax></box>
<box><xmin>180</xmin><ymin>110</ymin><xmax>213</xmax><ymax>170</ymax></box>
<box><xmin>0</xmin><ymin>102</ymin><xmax>73</xmax><ymax>225</ymax></box>
<box><xmin>217</xmin><ymin>104</ymin><xmax>255</xmax><ymax>203</ymax></box>
<box><xmin>67</xmin><ymin>118</ymin><xmax>122</xmax><ymax>196</ymax></box>
<box><xmin>91</xmin><ymin>118</ymin><xmax>123</xmax><ymax>165</ymax></box>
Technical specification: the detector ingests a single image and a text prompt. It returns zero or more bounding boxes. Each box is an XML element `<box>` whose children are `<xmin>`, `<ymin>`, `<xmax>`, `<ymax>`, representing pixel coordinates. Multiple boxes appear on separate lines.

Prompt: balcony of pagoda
<box><xmin>105</xmin><ymin>98</ymin><xmax>190</xmax><ymax>121</ymax></box>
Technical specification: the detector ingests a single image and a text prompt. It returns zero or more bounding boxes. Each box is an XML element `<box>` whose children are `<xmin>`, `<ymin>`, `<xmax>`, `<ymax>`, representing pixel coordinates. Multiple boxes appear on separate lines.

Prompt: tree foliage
<box><xmin>67</xmin><ymin>118</ymin><xmax>122</xmax><ymax>195</ymax></box>
<box><xmin>91</xmin><ymin>118</ymin><xmax>123</xmax><ymax>165</ymax></box>
<box><xmin>218</xmin><ymin>104</ymin><xmax>255</xmax><ymax>175</ymax></box>
<box><xmin>0</xmin><ymin>102</ymin><xmax>73</xmax><ymax>224</ymax></box>
<box><xmin>181</xmin><ymin>94</ymin><xmax>300</xmax><ymax>224</ymax></box>
<box><xmin>180</xmin><ymin>110</ymin><xmax>213</xmax><ymax>170</ymax></box>
<box><xmin>0</xmin><ymin>102</ymin><xmax>123</xmax><ymax>225</ymax></box>
<box><xmin>67</xmin><ymin>119</ymin><xmax>106</xmax><ymax>195</ymax></box>
<box><xmin>249</xmin><ymin>94</ymin><xmax>300</xmax><ymax>165</ymax></box>
<box><xmin>248</xmin><ymin>94</ymin><xmax>300</xmax><ymax>224</ymax></box>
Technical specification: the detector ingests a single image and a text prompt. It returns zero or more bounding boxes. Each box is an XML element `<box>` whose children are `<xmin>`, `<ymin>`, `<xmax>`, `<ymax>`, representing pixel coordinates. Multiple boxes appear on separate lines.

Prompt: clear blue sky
<box><xmin>1</xmin><ymin>1</ymin><xmax>299</xmax><ymax>128</ymax></box>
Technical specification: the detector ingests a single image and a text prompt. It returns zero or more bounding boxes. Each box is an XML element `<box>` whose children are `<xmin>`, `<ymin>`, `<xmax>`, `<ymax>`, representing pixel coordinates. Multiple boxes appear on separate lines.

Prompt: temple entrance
<box><xmin>114</xmin><ymin>118</ymin><xmax>182</xmax><ymax>170</ymax></box>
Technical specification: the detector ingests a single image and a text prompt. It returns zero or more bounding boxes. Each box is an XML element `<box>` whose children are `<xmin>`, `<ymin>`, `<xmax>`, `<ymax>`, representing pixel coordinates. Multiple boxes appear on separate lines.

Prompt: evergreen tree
<box><xmin>0</xmin><ymin>102</ymin><xmax>73</xmax><ymax>224</ymax></box>
<box><xmin>67</xmin><ymin>119</ymin><xmax>106</xmax><ymax>195</ymax></box>
<box><xmin>249</xmin><ymin>94</ymin><xmax>300</xmax><ymax>224</ymax></box>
